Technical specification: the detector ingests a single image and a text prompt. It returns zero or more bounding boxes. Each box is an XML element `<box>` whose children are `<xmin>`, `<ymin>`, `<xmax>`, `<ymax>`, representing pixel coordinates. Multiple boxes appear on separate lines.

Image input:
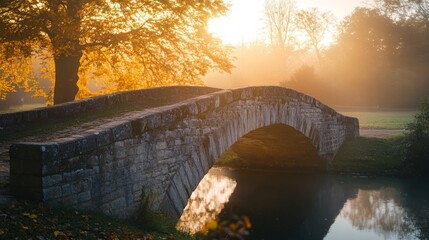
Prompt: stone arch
<box><xmin>159</xmin><ymin>87</ymin><xmax>359</xmax><ymax>217</ymax></box>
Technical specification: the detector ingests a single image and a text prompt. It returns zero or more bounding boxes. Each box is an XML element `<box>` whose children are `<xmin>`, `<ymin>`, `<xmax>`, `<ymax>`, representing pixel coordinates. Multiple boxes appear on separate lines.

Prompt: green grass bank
<box><xmin>330</xmin><ymin>134</ymin><xmax>406</xmax><ymax>176</ymax></box>
<box><xmin>340</xmin><ymin>110</ymin><xmax>415</xmax><ymax>129</ymax></box>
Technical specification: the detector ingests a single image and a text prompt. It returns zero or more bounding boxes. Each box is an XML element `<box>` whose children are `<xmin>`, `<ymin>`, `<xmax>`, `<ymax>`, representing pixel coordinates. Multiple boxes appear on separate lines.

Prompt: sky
<box><xmin>209</xmin><ymin>0</ymin><xmax>369</xmax><ymax>45</ymax></box>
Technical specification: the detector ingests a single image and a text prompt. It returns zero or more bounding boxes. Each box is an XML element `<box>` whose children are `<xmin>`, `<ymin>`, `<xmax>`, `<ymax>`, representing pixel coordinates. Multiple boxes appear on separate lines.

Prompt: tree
<box><xmin>295</xmin><ymin>8</ymin><xmax>334</xmax><ymax>64</ymax></box>
<box><xmin>336</xmin><ymin>8</ymin><xmax>400</xmax><ymax>59</ymax></box>
<box><xmin>374</xmin><ymin>0</ymin><xmax>429</xmax><ymax>27</ymax></box>
<box><xmin>280</xmin><ymin>64</ymin><xmax>334</xmax><ymax>103</ymax></box>
<box><xmin>404</xmin><ymin>97</ymin><xmax>429</xmax><ymax>176</ymax></box>
<box><xmin>0</xmin><ymin>0</ymin><xmax>232</xmax><ymax>104</ymax></box>
<box><xmin>264</xmin><ymin>0</ymin><xmax>296</xmax><ymax>53</ymax></box>
<box><xmin>324</xmin><ymin>7</ymin><xmax>429</xmax><ymax>107</ymax></box>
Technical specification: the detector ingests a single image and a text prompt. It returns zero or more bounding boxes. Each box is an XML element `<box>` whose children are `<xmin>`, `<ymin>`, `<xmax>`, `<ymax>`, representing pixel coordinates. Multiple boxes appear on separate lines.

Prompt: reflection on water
<box><xmin>325</xmin><ymin>188</ymin><xmax>420</xmax><ymax>240</ymax></box>
<box><xmin>177</xmin><ymin>168</ymin><xmax>429</xmax><ymax>240</ymax></box>
<box><xmin>176</xmin><ymin>168</ymin><xmax>237</xmax><ymax>234</ymax></box>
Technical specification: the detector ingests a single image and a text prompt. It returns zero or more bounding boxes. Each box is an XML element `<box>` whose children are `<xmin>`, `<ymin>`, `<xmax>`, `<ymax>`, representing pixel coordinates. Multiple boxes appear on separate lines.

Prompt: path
<box><xmin>359</xmin><ymin>129</ymin><xmax>405</xmax><ymax>138</ymax></box>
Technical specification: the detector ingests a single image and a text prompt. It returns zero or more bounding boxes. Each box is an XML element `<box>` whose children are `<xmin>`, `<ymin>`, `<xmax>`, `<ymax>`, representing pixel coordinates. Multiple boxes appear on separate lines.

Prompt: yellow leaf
<box><xmin>242</xmin><ymin>216</ymin><xmax>252</xmax><ymax>229</ymax></box>
<box><xmin>54</xmin><ymin>230</ymin><xmax>67</xmax><ymax>237</ymax></box>
<box><xmin>205</xmin><ymin>219</ymin><xmax>218</xmax><ymax>230</ymax></box>
<box><xmin>30</xmin><ymin>214</ymin><xmax>37</xmax><ymax>219</ymax></box>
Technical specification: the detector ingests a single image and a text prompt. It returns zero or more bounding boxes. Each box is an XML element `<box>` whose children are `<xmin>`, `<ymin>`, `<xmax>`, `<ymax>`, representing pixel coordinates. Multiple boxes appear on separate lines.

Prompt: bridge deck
<box><xmin>0</xmin><ymin>87</ymin><xmax>219</xmax><ymax>203</ymax></box>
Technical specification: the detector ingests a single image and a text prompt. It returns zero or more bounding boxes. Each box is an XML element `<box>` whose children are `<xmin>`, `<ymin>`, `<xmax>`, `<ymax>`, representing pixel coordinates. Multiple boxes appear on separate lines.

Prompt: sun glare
<box><xmin>208</xmin><ymin>0</ymin><xmax>265</xmax><ymax>45</ymax></box>
<box><xmin>208</xmin><ymin>0</ymin><xmax>366</xmax><ymax>46</ymax></box>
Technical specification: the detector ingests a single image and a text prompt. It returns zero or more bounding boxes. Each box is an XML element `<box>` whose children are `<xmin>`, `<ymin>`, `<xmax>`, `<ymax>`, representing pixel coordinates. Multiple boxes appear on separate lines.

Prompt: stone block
<box><xmin>111</xmin><ymin>122</ymin><xmax>132</xmax><ymax>141</ymax></box>
<box><xmin>78</xmin><ymin>191</ymin><xmax>91</xmax><ymax>203</ymax></box>
<box><xmin>56</xmin><ymin>139</ymin><xmax>79</xmax><ymax>161</ymax></box>
<box><xmin>167</xmin><ymin>184</ymin><xmax>185</xmax><ymax>218</ymax></box>
<box><xmin>146</xmin><ymin>113</ymin><xmax>162</xmax><ymax>129</ymax></box>
<box><xmin>61</xmin><ymin>184</ymin><xmax>72</xmax><ymax>196</ymax></box>
<box><xmin>155</xmin><ymin>141</ymin><xmax>167</xmax><ymax>150</ymax></box>
<box><xmin>43</xmin><ymin>186</ymin><xmax>62</xmax><ymax>200</ymax></box>
<box><xmin>94</xmin><ymin>129</ymin><xmax>112</xmax><ymax>147</ymax></box>
<box><xmin>114</xmin><ymin>147</ymin><xmax>126</xmax><ymax>159</ymax></box>
<box><xmin>131</xmin><ymin>118</ymin><xmax>148</xmax><ymax>136</ymax></box>
<box><xmin>173</xmin><ymin>139</ymin><xmax>182</xmax><ymax>146</ymax></box>
<box><xmin>43</xmin><ymin>174</ymin><xmax>62</xmax><ymax>188</ymax></box>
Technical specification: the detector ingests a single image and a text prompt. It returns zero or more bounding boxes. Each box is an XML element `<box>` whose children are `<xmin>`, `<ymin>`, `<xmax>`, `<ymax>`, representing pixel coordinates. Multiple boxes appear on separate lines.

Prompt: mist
<box><xmin>204</xmin><ymin>2</ymin><xmax>429</xmax><ymax>109</ymax></box>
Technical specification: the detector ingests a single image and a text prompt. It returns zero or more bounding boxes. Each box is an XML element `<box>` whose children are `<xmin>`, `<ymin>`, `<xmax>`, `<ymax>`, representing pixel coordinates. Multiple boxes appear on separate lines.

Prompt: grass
<box><xmin>331</xmin><ymin>134</ymin><xmax>406</xmax><ymax>176</ymax></box>
<box><xmin>0</xmin><ymin>200</ymin><xmax>197</xmax><ymax>240</ymax></box>
<box><xmin>330</xmin><ymin>110</ymin><xmax>414</xmax><ymax>176</ymax></box>
<box><xmin>216</xmin><ymin>149</ymin><xmax>240</xmax><ymax>166</ymax></box>
<box><xmin>341</xmin><ymin>111</ymin><xmax>416</xmax><ymax>129</ymax></box>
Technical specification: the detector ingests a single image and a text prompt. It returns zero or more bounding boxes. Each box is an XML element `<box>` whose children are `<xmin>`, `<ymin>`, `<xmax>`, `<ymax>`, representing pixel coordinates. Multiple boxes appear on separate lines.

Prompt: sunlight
<box><xmin>176</xmin><ymin>168</ymin><xmax>237</xmax><ymax>234</ymax></box>
<box><xmin>208</xmin><ymin>0</ymin><xmax>265</xmax><ymax>44</ymax></box>
<box><xmin>208</xmin><ymin>0</ymin><xmax>366</xmax><ymax>46</ymax></box>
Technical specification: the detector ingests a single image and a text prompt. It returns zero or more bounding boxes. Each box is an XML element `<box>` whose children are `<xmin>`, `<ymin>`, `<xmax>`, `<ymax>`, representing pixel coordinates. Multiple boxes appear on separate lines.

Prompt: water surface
<box><xmin>177</xmin><ymin>167</ymin><xmax>429</xmax><ymax>240</ymax></box>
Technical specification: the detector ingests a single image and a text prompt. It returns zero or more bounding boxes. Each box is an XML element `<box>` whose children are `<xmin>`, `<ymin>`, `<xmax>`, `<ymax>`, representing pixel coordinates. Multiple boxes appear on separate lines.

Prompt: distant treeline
<box><xmin>205</xmin><ymin>0</ymin><xmax>429</xmax><ymax>108</ymax></box>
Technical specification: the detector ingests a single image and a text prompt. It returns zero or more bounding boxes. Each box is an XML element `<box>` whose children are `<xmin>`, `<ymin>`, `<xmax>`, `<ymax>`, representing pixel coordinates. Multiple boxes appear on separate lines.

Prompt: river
<box><xmin>177</xmin><ymin>167</ymin><xmax>429</xmax><ymax>240</ymax></box>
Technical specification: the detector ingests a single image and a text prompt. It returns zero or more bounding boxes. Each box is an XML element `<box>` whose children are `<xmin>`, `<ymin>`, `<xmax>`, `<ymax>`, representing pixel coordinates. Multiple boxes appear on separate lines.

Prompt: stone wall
<box><xmin>9</xmin><ymin>86</ymin><xmax>359</xmax><ymax>219</ymax></box>
<box><xmin>0</xmin><ymin>86</ymin><xmax>218</xmax><ymax>135</ymax></box>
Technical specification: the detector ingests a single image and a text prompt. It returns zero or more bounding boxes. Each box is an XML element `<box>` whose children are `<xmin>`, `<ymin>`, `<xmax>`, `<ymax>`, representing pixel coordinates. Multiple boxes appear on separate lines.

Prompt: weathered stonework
<box><xmin>9</xmin><ymin>86</ymin><xmax>359</xmax><ymax>219</ymax></box>
<box><xmin>0</xmin><ymin>86</ymin><xmax>218</xmax><ymax>135</ymax></box>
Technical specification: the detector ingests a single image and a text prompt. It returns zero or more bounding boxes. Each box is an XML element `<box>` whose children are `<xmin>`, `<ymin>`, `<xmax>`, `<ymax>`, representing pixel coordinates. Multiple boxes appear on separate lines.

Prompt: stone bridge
<box><xmin>3</xmin><ymin>86</ymin><xmax>359</xmax><ymax>218</ymax></box>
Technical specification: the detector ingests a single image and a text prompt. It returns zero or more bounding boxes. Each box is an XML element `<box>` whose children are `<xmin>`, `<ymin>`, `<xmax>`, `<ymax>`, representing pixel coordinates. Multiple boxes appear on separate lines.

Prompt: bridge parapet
<box><xmin>0</xmin><ymin>86</ymin><xmax>218</xmax><ymax>135</ymax></box>
<box><xmin>8</xmin><ymin>86</ymin><xmax>359</xmax><ymax>218</ymax></box>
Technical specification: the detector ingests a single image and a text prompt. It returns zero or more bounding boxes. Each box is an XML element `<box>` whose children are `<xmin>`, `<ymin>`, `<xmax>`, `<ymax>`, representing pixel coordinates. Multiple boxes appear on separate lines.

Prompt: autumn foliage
<box><xmin>0</xmin><ymin>0</ymin><xmax>232</xmax><ymax>104</ymax></box>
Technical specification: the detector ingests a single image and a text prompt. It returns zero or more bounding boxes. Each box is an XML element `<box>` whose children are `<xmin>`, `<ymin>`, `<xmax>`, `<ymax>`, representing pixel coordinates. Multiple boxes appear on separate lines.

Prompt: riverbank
<box><xmin>330</xmin><ymin>134</ymin><xmax>405</xmax><ymax>176</ymax></box>
<box><xmin>217</xmin><ymin>128</ymin><xmax>408</xmax><ymax>177</ymax></box>
<box><xmin>330</xmin><ymin>110</ymin><xmax>413</xmax><ymax>176</ymax></box>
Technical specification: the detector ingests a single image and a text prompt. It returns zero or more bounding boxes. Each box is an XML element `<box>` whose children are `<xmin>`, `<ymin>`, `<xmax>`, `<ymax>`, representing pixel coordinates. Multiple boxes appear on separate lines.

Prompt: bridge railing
<box><xmin>0</xmin><ymin>86</ymin><xmax>218</xmax><ymax>135</ymax></box>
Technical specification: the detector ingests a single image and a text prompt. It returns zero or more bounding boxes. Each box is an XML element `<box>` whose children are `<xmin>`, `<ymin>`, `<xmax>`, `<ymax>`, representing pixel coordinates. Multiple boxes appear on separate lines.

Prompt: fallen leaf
<box><xmin>54</xmin><ymin>230</ymin><xmax>68</xmax><ymax>238</ymax></box>
<box><xmin>242</xmin><ymin>216</ymin><xmax>252</xmax><ymax>229</ymax></box>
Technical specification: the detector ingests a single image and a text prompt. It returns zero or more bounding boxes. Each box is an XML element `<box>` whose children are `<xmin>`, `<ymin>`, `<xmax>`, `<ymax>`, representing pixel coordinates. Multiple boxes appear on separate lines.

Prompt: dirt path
<box><xmin>359</xmin><ymin>129</ymin><xmax>405</xmax><ymax>138</ymax></box>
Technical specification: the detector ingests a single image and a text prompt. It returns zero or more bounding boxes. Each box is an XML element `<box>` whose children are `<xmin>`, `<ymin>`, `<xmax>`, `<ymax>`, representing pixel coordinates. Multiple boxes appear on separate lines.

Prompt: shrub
<box><xmin>404</xmin><ymin>97</ymin><xmax>429</xmax><ymax>176</ymax></box>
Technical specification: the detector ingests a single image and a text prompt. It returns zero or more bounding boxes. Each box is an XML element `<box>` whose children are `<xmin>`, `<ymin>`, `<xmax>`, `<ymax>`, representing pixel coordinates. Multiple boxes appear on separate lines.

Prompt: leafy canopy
<box><xmin>0</xmin><ymin>0</ymin><xmax>232</xmax><ymax>103</ymax></box>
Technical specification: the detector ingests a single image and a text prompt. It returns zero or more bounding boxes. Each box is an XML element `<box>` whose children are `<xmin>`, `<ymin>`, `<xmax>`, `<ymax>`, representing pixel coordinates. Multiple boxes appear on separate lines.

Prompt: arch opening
<box><xmin>216</xmin><ymin>124</ymin><xmax>326</xmax><ymax>171</ymax></box>
<box><xmin>176</xmin><ymin>124</ymin><xmax>327</xmax><ymax>233</ymax></box>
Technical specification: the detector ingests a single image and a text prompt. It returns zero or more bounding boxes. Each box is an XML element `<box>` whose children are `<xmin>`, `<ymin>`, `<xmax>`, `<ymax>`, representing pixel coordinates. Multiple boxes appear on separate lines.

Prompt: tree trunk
<box><xmin>53</xmin><ymin>50</ymin><xmax>82</xmax><ymax>105</ymax></box>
